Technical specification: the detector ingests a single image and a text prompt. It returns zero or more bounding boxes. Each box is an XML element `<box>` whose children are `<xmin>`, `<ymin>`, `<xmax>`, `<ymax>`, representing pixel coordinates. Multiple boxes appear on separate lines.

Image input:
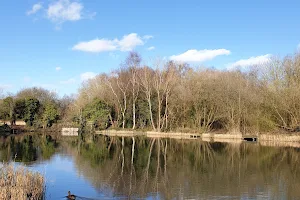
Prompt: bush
<box><xmin>0</xmin><ymin>163</ymin><xmax>45</xmax><ymax>200</ymax></box>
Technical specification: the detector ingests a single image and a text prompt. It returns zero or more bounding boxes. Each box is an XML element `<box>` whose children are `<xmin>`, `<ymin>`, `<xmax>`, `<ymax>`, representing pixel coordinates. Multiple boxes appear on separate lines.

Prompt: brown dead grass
<box><xmin>0</xmin><ymin>164</ymin><xmax>44</xmax><ymax>200</ymax></box>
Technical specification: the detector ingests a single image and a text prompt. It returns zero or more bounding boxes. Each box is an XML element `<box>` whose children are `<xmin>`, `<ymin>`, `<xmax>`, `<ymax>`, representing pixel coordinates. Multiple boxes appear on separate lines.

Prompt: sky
<box><xmin>1</xmin><ymin>0</ymin><xmax>300</xmax><ymax>97</ymax></box>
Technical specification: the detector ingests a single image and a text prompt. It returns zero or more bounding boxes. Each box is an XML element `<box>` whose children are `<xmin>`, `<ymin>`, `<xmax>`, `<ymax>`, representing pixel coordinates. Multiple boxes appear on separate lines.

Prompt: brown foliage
<box><xmin>0</xmin><ymin>164</ymin><xmax>44</xmax><ymax>200</ymax></box>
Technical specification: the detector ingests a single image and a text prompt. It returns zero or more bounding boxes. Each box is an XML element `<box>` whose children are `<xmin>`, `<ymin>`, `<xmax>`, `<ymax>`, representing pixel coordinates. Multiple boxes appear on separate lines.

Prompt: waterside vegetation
<box><xmin>0</xmin><ymin>163</ymin><xmax>44</xmax><ymax>200</ymax></box>
<box><xmin>2</xmin><ymin>51</ymin><xmax>300</xmax><ymax>136</ymax></box>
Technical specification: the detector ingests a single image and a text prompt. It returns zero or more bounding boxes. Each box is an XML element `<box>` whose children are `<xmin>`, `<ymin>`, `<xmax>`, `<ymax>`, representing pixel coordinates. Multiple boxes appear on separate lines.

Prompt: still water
<box><xmin>0</xmin><ymin>134</ymin><xmax>299</xmax><ymax>199</ymax></box>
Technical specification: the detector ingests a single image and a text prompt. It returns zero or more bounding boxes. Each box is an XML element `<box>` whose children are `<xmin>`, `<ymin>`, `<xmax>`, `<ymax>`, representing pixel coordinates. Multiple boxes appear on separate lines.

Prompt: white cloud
<box><xmin>72</xmin><ymin>33</ymin><xmax>148</xmax><ymax>53</ymax></box>
<box><xmin>47</xmin><ymin>0</ymin><xmax>83</xmax><ymax>23</ymax></box>
<box><xmin>56</xmin><ymin>67</ymin><xmax>62</xmax><ymax>71</ymax></box>
<box><xmin>297</xmin><ymin>43</ymin><xmax>300</xmax><ymax>50</ymax></box>
<box><xmin>60</xmin><ymin>78</ymin><xmax>76</xmax><ymax>84</ymax></box>
<box><xmin>118</xmin><ymin>33</ymin><xmax>144</xmax><ymax>51</ymax></box>
<box><xmin>72</xmin><ymin>38</ymin><xmax>117</xmax><ymax>53</ymax></box>
<box><xmin>27</xmin><ymin>0</ymin><xmax>95</xmax><ymax>28</ymax></box>
<box><xmin>27</xmin><ymin>3</ymin><xmax>43</xmax><ymax>15</ymax></box>
<box><xmin>227</xmin><ymin>54</ymin><xmax>271</xmax><ymax>70</ymax></box>
<box><xmin>170</xmin><ymin>49</ymin><xmax>231</xmax><ymax>62</ymax></box>
<box><xmin>147</xmin><ymin>46</ymin><xmax>155</xmax><ymax>51</ymax></box>
<box><xmin>80</xmin><ymin>72</ymin><xmax>96</xmax><ymax>81</ymax></box>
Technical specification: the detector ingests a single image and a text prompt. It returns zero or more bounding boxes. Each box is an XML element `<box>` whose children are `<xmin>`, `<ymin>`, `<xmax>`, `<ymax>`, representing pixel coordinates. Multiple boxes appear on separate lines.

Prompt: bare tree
<box><xmin>139</xmin><ymin>66</ymin><xmax>156</xmax><ymax>130</ymax></box>
<box><xmin>105</xmin><ymin>69</ymin><xmax>130</xmax><ymax>129</ymax></box>
<box><xmin>125</xmin><ymin>52</ymin><xmax>142</xmax><ymax>129</ymax></box>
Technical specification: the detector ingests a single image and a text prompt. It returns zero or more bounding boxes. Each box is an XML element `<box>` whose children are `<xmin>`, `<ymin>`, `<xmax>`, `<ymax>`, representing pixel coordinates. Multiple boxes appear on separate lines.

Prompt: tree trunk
<box><xmin>132</xmin><ymin>100</ymin><xmax>136</xmax><ymax>129</ymax></box>
<box><xmin>147</xmin><ymin>96</ymin><xmax>156</xmax><ymax>131</ymax></box>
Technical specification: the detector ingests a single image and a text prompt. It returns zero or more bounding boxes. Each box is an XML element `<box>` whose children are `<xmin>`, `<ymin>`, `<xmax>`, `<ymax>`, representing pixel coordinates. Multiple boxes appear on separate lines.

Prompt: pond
<box><xmin>0</xmin><ymin>133</ymin><xmax>299</xmax><ymax>199</ymax></box>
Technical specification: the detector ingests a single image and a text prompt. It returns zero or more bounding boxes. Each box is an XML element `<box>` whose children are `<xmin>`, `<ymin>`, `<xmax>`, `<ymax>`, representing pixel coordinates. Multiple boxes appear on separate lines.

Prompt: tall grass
<box><xmin>0</xmin><ymin>164</ymin><xmax>44</xmax><ymax>200</ymax></box>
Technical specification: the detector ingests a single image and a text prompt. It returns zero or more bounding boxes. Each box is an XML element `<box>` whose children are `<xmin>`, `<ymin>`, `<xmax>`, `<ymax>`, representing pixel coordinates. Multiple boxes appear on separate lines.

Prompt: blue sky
<box><xmin>1</xmin><ymin>0</ymin><xmax>300</xmax><ymax>97</ymax></box>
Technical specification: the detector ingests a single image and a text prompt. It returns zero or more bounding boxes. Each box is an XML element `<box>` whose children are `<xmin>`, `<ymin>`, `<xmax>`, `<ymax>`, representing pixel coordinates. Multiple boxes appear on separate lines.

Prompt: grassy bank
<box><xmin>0</xmin><ymin>164</ymin><xmax>44</xmax><ymax>200</ymax></box>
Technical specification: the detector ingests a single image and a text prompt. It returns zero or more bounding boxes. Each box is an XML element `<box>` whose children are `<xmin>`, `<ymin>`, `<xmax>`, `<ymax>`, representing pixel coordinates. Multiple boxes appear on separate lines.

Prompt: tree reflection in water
<box><xmin>1</xmin><ymin>134</ymin><xmax>300</xmax><ymax>199</ymax></box>
<box><xmin>0</xmin><ymin>134</ymin><xmax>58</xmax><ymax>163</ymax></box>
<box><xmin>65</xmin><ymin>136</ymin><xmax>300</xmax><ymax>199</ymax></box>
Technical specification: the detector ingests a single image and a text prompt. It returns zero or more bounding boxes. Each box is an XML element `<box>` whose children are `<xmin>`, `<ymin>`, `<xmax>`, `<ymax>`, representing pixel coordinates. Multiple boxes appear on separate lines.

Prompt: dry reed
<box><xmin>0</xmin><ymin>163</ymin><xmax>44</xmax><ymax>200</ymax></box>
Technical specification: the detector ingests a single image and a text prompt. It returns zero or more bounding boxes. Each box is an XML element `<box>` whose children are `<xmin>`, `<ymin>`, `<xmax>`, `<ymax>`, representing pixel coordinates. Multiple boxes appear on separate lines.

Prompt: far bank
<box><xmin>96</xmin><ymin>129</ymin><xmax>300</xmax><ymax>143</ymax></box>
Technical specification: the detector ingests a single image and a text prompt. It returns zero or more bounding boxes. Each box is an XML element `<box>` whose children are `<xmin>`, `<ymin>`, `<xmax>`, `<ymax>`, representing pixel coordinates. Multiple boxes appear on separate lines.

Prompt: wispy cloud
<box><xmin>170</xmin><ymin>49</ymin><xmax>231</xmax><ymax>62</ymax></box>
<box><xmin>72</xmin><ymin>33</ymin><xmax>151</xmax><ymax>53</ymax></box>
<box><xmin>56</xmin><ymin>67</ymin><xmax>62</xmax><ymax>71</ymax></box>
<box><xmin>227</xmin><ymin>54</ymin><xmax>271</xmax><ymax>70</ymax></box>
<box><xmin>143</xmin><ymin>35</ymin><xmax>153</xmax><ymax>40</ymax></box>
<box><xmin>147</xmin><ymin>46</ymin><xmax>155</xmax><ymax>51</ymax></box>
<box><xmin>109</xmin><ymin>52</ymin><xmax>120</xmax><ymax>59</ymax></box>
<box><xmin>60</xmin><ymin>72</ymin><xmax>97</xmax><ymax>85</ymax></box>
<box><xmin>26</xmin><ymin>3</ymin><xmax>43</xmax><ymax>15</ymax></box>
<box><xmin>47</xmin><ymin>0</ymin><xmax>83</xmax><ymax>24</ymax></box>
<box><xmin>27</xmin><ymin>0</ymin><xmax>95</xmax><ymax>28</ymax></box>
<box><xmin>80</xmin><ymin>72</ymin><xmax>96</xmax><ymax>81</ymax></box>
<box><xmin>60</xmin><ymin>78</ymin><xmax>76</xmax><ymax>84</ymax></box>
<box><xmin>0</xmin><ymin>84</ymin><xmax>13</xmax><ymax>90</ymax></box>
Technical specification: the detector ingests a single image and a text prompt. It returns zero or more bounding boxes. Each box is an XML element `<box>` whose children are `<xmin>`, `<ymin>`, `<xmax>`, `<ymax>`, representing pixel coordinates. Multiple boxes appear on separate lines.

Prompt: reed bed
<box><xmin>0</xmin><ymin>164</ymin><xmax>44</xmax><ymax>200</ymax></box>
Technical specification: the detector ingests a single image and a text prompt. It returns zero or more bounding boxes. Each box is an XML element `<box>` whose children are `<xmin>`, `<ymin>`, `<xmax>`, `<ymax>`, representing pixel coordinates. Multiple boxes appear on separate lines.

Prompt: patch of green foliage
<box><xmin>42</xmin><ymin>102</ymin><xmax>59</xmax><ymax>127</ymax></box>
<box><xmin>82</xmin><ymin>98</ymin><xmax>112</xmax><ymax>129</ymax></box>
<box><xmin>23</xmin><ymin>98</ymin><xmax>40</xmax><ymax>126</ymax></box>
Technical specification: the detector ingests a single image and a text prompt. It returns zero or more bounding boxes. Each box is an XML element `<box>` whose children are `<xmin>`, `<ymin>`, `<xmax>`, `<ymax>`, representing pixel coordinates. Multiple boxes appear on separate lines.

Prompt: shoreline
<box><xmin>96</xmin><ymin>129</ymin><xmax>300</xmax><ymax>143</ymax></box>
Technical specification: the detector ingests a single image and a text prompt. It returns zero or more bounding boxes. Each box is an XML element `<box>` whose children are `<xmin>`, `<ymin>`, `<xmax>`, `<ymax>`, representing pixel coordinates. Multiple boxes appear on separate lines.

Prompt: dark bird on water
<box><xmin>67</xmin><ymin>191</ymin><xmax>76</xmax><ymax>200</ymax></box>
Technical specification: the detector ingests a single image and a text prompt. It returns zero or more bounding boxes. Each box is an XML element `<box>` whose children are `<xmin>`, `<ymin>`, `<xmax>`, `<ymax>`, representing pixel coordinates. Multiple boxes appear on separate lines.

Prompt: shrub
<box><xmin>0</xmin><ymin>164</ymin><xmax>44</xmax><ymax>200</ymax></box>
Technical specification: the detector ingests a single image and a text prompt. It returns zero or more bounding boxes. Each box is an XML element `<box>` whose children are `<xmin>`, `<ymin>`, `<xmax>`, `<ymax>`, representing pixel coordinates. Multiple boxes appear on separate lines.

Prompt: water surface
<box><xmin>0</xmin><ymin>134</ymin><xmax>299</xmax><ymax>199</ymax></box>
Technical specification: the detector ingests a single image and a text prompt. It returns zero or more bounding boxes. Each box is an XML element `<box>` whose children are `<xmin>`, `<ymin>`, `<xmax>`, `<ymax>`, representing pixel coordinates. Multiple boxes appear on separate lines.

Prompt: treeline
<box><xmin>0</xmin><ymin>87</ymin><xmax>72</xmax><ymax>128</ymax></box>
<box><xmin>2</xmin><ymin>51</ymin><xmax>300</xmax><ymax>133</ymax></box>
<box><xmin>71</xmin><ymin>51</ymin><xmax>300</xmax><ymax>133</ymax></box>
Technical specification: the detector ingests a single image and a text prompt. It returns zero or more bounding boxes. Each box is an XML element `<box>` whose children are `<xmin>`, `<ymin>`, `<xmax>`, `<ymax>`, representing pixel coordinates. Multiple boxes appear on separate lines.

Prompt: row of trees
<box><xmin>0</xmin><ymin>87</ymin><xmax>72</xmax><ymax>128</ymax></box>
<box><xmin>72</xmin><ymin>51</ymin><xmax>300</xmax><ymax>134</ymax></box>
<box><xmin>2</xmin><ymin>51</ymin><xmax>300</xmax><ymax>133</ymax></box>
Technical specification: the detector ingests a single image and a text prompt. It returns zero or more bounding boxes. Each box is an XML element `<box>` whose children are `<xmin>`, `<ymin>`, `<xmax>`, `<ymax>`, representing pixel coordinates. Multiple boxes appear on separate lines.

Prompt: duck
<box><xmin>67</xmin><ymin>191</ymin><xmax>76</xmax><ymax>200</ymax></box>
